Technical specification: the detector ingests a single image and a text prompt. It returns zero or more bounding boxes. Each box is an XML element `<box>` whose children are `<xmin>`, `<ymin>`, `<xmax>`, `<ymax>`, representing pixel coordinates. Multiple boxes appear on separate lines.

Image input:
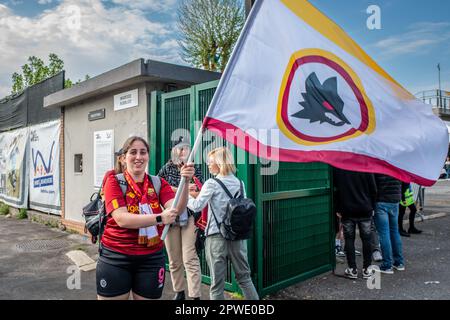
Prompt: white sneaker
<box><xmin>376</xmin><ymin>267</ymin><xmax>394</xmax><ymax>274</ymax></box>
<box><xmin>393</xmin><ymin>264</ymin><xmax>405</xmax><ymax>271</ymax></box>
<box><xmin>372</xmin><ymin>250</ymin><xmax>383</xmax><ymax>262</ymax></box>
<box><xmin>344</xmin><ymin>268</ymin><xmax>358</xmax><ymax>279</ymax></box>
<box><xmin>362</xmin><ymin>267</ymin><xmax>375</xmax><ymax>279</ymax></box>
<box><xmin>335</xmin><ymin>245</ymin><xmax>346</xmax><ymax>257</ymax></box>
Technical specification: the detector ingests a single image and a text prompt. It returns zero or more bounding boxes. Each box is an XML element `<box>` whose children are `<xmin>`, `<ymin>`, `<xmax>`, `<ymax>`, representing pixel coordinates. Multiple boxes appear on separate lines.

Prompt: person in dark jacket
<box><xmin>373</xmin><ymin>174</ymin><xmax>405</xmax><ymax>274</ymax></box>
<box><xmin>333</xmin><ymin>168</ymin><xmax>377</xmax><ymax>279</ymax></box>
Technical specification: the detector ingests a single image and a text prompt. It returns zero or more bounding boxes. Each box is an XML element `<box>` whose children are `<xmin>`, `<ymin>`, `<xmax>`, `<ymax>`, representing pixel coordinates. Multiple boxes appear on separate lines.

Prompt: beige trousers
<box><xmin>165</xmin><ymin>215</ymin><xmax>202</xmax><ymax>298</ymax></box>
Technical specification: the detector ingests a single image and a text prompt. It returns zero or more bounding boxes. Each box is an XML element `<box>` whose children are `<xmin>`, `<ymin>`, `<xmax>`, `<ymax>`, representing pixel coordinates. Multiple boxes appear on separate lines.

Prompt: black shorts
<box><xmin>96</xmin><ymin>247</ymin><xmax>166</xmax><ymax>299</ymax></box>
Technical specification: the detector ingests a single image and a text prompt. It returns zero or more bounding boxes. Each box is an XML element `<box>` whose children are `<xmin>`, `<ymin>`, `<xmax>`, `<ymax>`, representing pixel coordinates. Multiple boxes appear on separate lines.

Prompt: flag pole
<box><xmin>161</xmin><ymin>1</ymin><xmax>261</xmax><ymax>241</ymax></box>
<box><xmin>160</xmin><ymin>124</ymin><xmax>205</xmax><ymax>241</ymax></box>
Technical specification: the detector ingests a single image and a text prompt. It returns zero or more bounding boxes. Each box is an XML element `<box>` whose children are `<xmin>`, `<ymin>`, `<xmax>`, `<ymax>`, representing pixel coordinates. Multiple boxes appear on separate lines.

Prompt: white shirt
<box><xmin>187</xmin><ymin>174</ymin><xmax>246</xmax><ymax>236</ymax></box>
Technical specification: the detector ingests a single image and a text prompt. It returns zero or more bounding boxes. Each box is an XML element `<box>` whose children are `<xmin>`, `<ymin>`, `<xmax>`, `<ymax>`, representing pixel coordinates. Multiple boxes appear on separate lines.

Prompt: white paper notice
<box><xmin>93</xmin><ymin>130</ymin><xmax>114</xmax><ymax>188</ymax></box>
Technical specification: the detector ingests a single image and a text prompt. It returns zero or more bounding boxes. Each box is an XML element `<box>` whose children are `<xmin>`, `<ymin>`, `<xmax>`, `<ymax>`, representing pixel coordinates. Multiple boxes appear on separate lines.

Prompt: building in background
<box><xmin>44</xmin><ymin>59</ymin><xmax>220</xmax><ymax>233</ymax></box>
<box><xmin>0</xmin><ymin>73</ymin><xmax>64</xmax><ymax>213</ymax></box>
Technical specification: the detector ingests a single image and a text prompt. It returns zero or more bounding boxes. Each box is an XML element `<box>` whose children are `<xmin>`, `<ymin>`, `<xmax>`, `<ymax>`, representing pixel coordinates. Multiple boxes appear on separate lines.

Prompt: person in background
<box><xmin>157</xmin><ymin>137</ymin><xmax>203</xmax><ymax>300</ymax></box>
<box><xmin>334</xmin><ymin>214</ymin><xmax>346</xmax><ymax>258</ymax></box>
<box><xmin>333</xmin><ymin>168</ymin><xmax>377</xmax><ymax>279</ymax></box>
<box><xmin>371</xmin><ymin>219</ymin><xmax>383</xmax><ymax>262</ymax></box>
<box><xmin>445</xmin><ymin>156</ymin><xmax>450</xmax><ymax>179</ymax></box>
<box><xmin>374</xmin><ymin>174</ymin><xmax>405</xmax><ymax>274</ymax></box>
<box><xmin>398</xmin><ymin>182</ymin><xmax>422</xmax><ymax>236</ymax></box>
<box><xmin>187</xmin><ymin>147</ymin><xmax>259</xmax><ymax>300</ymax></box>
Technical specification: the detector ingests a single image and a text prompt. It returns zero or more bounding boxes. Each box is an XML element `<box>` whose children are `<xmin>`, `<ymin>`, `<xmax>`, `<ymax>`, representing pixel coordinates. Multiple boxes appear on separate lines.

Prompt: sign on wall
<box><xmin>0</xmin><ymin>127</ymin><xmax>29</xmax><ymax>208</ymax></box>
<box><xmin>29</xmin><ymin>120</ymin><xmax>61</xmax><ymax>215</ymax></box>
<box><xmin>94</xmin><ymin>130</ymin><xmax>114</xmax><ymax>188</ymax></box>
<box><xmin>114</xmin><ymin>89</ymin><xmax>138</xmax><ymax>111</ymax></box>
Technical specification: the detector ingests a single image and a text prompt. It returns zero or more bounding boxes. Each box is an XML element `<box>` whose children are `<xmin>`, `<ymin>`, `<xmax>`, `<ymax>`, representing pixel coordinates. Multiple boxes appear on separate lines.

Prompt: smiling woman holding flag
<box><xmin>96</xmin><ymin>136</ymin><xmax>195</xmax><ymax>300</ymax></box>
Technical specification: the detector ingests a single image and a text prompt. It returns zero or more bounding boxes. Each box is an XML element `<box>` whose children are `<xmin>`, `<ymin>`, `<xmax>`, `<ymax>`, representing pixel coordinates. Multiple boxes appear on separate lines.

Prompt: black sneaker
<box><xmin>399</xmin><ymin>230</ymin><xmax>410</xmax><ymax>237</ymax></box>
<box><xmin>408</xmin><ymin>227</ymin><xmax>422</xmax><ymax>234</ymax></box>
<box><xmin>393</xmin><ymin>264</ymin><xmax>405</xmax><ymax>271</ymax></box>
<box><xmin>344</xmin><ymin>268</ymin><xmax>358</xmax><ymax>279</ymax></box>
<box><xmin>173</xmin><ymin>291</ymin><xmax>185</xmax><ymax>300</ymax></box>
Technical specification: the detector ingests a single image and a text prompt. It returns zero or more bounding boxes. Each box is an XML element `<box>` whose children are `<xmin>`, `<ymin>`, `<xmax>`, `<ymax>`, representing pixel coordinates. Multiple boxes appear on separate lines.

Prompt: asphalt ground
<box><xmin>267</xmin><ymin>179</ymin><xmax>450</xmax><ymax>300</ymax></box>
<box><xmin>0</xmin><ymin>217</ymin><xmax>212</xmax><ymax>300</ymax></box>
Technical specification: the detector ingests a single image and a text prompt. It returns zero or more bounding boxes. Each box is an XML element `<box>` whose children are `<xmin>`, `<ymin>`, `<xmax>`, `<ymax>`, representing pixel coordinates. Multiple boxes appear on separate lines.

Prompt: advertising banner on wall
<box><xmin>29</xmin><ymin>120</ymin><xmax>61</xmax><ymax>215</ymax></box>
<box><xmin>94</xmin><ymin>130</ymin><xmax>114</xmax><ymax>188</ymax></box>
<box><xmin>0</xmin><ymin>127</ymin><xmax>29</xmax><ymax>208</ymax></box>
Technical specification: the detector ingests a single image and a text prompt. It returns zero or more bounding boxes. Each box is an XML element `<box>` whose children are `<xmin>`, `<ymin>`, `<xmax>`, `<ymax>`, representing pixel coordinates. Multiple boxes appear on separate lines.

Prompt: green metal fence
<box><xmin>255</xmin><ymin>162</ymin><xmax>334</xmax><ymax>296</ymax></box>
<box><xmin>149</xmin><ymin>80</ymin><xmax>334</xmax><ymax>297</ymax></box>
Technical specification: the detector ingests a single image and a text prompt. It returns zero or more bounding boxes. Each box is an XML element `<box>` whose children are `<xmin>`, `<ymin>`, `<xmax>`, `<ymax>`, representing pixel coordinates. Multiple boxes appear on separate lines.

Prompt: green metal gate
<box><xmin>150</xmin><ymin>82</ymin><xmax>240</xmax><ymax>292</ymax></box>
<box><xmin>149</xmin><ymin>80</ymin><xmax>334</xmax><ymax>298</ymax></box>
<box><xmin>255</xmin><ymin>162</ymin><xmax>334</xmax><ymax>296</ymax></box>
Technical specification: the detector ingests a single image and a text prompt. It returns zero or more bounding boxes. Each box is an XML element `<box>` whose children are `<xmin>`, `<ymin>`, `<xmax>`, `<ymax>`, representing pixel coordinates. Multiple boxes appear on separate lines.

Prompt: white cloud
<box><xmin>38</xmin><ymin>0</ymin><xmax>53</xmax><ymax>4</ymax></box>
<box><xmin>107</xmin><ymin>0</ymin><xmax>178</xmax><ymax>11</ymax></box>
<box><xmin>7</xmin><ymin>0</ymin><xmax>24</xmax><ymax>5</ymax></box>
<box><xmin>0</xmin><ymin>84</ymin><xmax>11</xmax><ymax>99</ymax></box>
<box><xmin>0</xmin><ymin>0</ymin><xmax>183</xmax><ymax>98</ymax></box>
<box><xmin>373</xmin><ymin>22</ymin><xmax>450</xmax><ymax>58</ymax></box>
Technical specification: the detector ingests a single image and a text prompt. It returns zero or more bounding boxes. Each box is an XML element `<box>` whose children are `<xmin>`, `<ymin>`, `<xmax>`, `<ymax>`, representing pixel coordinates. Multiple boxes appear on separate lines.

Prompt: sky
<box><xmin>0</xmin><ymin>0</ymin><xmax>449</xmax><ymax>98</ymax></box>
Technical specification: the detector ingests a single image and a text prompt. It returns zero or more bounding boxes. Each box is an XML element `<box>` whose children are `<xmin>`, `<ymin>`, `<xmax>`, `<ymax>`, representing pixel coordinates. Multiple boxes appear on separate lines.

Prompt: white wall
<box><xmin>64</xmin><ymin>83</ymin><xmax>153</xmax><ymax>223</ymax></box>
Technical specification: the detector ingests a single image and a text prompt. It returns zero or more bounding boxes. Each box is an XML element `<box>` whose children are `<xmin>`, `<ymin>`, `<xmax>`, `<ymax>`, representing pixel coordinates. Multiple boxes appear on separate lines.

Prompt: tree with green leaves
<box><xmin>10</xmin><ymin>53</ymin><xmax>88</xmax><ymax>95</ymax></box>
<box><xmin>177</xmin><ymin>0</ymin><xmax>245</xmax><ymax>72</ymax></box>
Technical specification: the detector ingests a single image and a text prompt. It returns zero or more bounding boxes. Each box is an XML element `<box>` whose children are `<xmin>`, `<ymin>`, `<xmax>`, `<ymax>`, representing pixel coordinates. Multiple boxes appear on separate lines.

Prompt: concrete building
<box><xmin>44</xmin><ymin>59</ymin><xmax>220</xmax><ymax>232</ymax></box>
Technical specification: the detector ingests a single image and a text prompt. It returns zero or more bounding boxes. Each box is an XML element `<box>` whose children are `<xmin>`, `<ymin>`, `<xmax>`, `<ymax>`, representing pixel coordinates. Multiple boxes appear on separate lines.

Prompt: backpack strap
<box><xmin>114</xmin><ymin>173</ymin><xmax>160</xmax><ymax>198</ymax></box>
<box><xmin>214</xmin><ymin>177</ymin><xmax>244</xmax><ymax>199</ymax></box>
<box><xmin>149</xmin><ymin>175</ymin><xmax>161</xmax><ymax>198</ymax></box>
<box><xmin>108</xmin><ymin>173</ymin><xmax>162</xmax><ymax>218</ymax></box>
<box><xmin>236</xmin><ymin>180</ymin><xmax>244</xmax><ymax>199</ymax></box>
<box><xmin>209</xmin><ymin>205</ymin><xmax>222</xmax><ymax>231</ymax></box>
<box><xmin>115</xmin><ymin>173</ymin><xmax>127</xmax><ymax>197</ymax></box>
<box><xmin>213</xmin><ymin>178</ymin><xmax>233</xmax><ymax>199</ymax></box>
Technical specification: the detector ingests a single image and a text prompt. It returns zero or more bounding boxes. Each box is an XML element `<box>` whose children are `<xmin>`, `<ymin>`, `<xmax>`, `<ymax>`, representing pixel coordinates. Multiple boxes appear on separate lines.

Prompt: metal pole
<box><xmin>438</xmin><ymin>63</ymin><xmax>442</xmax><ymax>108</ymax></box>
<box><xmin>245</xmin><ymin>0</ymin><xmax>255</xmax><ymax>17</ymax></box>
<box><xmin>160</xmin><ymin>125</ymin><xmax>205</xmax><ymax>241</ymax></box>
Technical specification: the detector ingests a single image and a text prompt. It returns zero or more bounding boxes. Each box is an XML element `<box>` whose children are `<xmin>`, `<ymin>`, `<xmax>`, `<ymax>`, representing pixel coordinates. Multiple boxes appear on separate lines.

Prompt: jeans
<box><xmin>342</xmin><ymin>218</ymin><xmax>373</xmax><ymax>269</ymax></box>
<box><xmin>370</xmin><ymin>217</ymin><xmax>381</xmax><ymax>253</ymax></box>
<box><xmin>374</xmin><ymin>202</ymin><xmax>404</xmax><ymax>270</ymax></box>
<box><xmin>205</xmin><ymin>234</ymin><xmax>259</xmax><ymax>300</ymax></box>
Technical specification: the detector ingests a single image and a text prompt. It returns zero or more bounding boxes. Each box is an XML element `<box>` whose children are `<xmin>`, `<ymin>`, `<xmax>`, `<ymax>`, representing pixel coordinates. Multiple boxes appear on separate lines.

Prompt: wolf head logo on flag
<box><xmin>202</xmin><ymin>0</ymin><xmax>449</xmax><ymax>186</ymax></box>
<box><xmin>292</xmin><ymin>73</ymin><xmax>350</xmax><ymax>127</ymax></box>
<box><xmin>278</xmin><ymin>49</ymin><xmax>376</xmax><ymax>145</ymax></box>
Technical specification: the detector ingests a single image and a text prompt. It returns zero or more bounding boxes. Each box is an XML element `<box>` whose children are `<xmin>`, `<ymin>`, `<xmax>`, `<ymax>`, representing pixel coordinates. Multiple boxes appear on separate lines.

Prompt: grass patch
<box><xmin>17</xmin><ymin>208</ymin><xmax>28</xmax><ymax>219</ymax></box>
<box><xmin>0</xmin><ymin>203</ymin><xmax>10</xmax><ymax>215</ymax></box>
<box><xmin>44</xmin><ymin>220</ymin><xmax>59</xmax><ymax>228</ymax></box>
<box><xmin>72</xmin><ymin>245</ymin><xmax>87</xmax><ymax>252</ymax></box>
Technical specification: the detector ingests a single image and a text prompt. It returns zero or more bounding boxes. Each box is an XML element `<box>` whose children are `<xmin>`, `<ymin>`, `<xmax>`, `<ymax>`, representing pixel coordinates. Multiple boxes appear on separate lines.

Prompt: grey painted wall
<box><xmin>64</xmin><ymin>83</ymin><xmax>151</xmax><ymax>223</ymax></box>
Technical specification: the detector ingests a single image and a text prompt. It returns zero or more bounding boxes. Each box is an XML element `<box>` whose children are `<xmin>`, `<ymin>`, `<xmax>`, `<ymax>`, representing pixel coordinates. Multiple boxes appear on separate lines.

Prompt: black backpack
<box><xmin>211</xmin><ymin>178</ymin><xmax>256</xmax><ymax>241</ymax></box>
<box><xmin>82</xmin><ymin>174</ymin><xmax>161</xmax><ymax>247</ymax></box>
